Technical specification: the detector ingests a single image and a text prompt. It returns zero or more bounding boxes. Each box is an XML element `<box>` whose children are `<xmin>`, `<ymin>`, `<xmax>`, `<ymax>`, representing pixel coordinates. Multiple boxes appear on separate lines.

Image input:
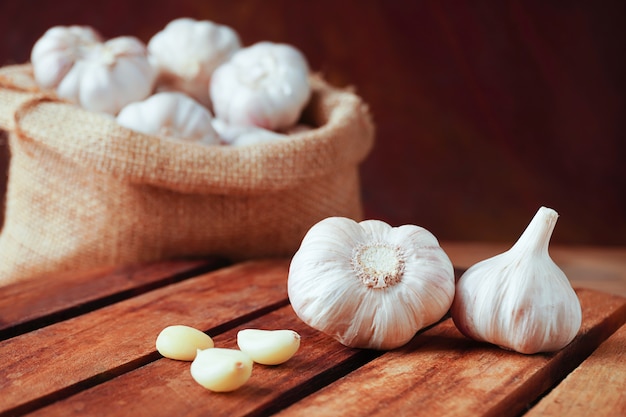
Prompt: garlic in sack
<box><xmin>117</xmin><ymin>92</ymin><xmax>220</xmax><ymax>145</ymax></box>
<box><xmin>148</xmin><ymin>17</ymin><xmax>241</xmax><ymax>106</ymax></box>
<box><xmin>32</xmin><ymin>31</ymin><xmax>156</xmax><ymax>115</ymax></box>
<box><xmin>288</xmin><ymin>217</ymin><xmax>455</xmax><ymax>350</ymax></box>
<box><xmin>451</xmin><ymin>207</ymin><xmax>582</xmax><ymax>354</ymax></box>
<box><xmin>211</xmin><ymin>118</ymin><xmax>288</xmax><ymax>147</ymax></box>
<box><xmin>30</xmin><ymin>25</ymin><xmax>102</xmax><ymax>89</ymax></box>
<box><xmin>210</xmin><ymin>41</ymin><xmax>311</xmax><ymax>131</ymax></box>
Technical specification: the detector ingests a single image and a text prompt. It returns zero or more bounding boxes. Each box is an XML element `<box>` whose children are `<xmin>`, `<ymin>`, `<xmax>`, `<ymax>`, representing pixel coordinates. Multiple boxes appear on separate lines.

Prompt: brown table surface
<box><xmin>0</xmin><ymin>242</ymin><xmax>625</xmax><ymax>417</ymax></box>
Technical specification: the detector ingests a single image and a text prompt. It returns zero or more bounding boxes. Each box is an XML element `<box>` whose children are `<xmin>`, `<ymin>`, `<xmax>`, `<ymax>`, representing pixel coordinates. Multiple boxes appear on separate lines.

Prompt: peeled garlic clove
<box><xmin>117</xmin><ymin>92</ymin><xmax>220</xmax><ymax>145</ymax></box>
<box><xmin>210</xmin><ymin>41</ymin><xmax>311</xmax><ymax>131</ymax></box>
<box><xmin>237</xmin><ymin>329</ymin><xmax>301</xmax><ymax>365</ymax></box>
<box><xmin>288</xmin><ymin>217</ymin><xmax>455</xmax><ymax>350</ymax></box>
<box><xmin>190</xmin><ymin>348</ymin><xmax>253</xmax><ymax>392</ymax></box>
<box><xmin>451</xmin><ymin>206</ymin><xmax>582</xmax><ymax>354</ymax></box>
<box><xmin>155</xmin><ymin>325</ymin><xmax>214</xmax><ymax>361</ymax></box>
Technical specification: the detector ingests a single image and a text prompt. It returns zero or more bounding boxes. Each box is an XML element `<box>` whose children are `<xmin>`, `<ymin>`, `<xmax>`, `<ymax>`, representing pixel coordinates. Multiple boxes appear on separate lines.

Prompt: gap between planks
<box><xmin>0</xmin><ymin>258</ymin><xmax>229</xmax><ymax>340</ymax></box>
<box><xmin>0</xmin><ymin>260</ymin><xmax>289</xmax><ymax>416</ymax></box>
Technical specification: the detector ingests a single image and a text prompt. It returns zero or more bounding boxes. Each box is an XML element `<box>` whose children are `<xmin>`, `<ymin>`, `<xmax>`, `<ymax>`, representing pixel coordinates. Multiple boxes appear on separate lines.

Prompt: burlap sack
<box><xmin>0</xmin><ymin>64</ymin><xmax>374</xmax><ymax>283</ymax></box>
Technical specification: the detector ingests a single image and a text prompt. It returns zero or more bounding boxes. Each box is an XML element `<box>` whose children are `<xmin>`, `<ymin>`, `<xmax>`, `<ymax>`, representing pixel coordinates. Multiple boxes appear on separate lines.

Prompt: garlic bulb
<box><xmin>117</xmin><ymin>92</ymin><xmax>220</xmax><ymax>144</ymax></box>
<box><xmin>30</xmin><ymin>25</ymin><xmax>102</xmax><ymax>90</ymax></box>
<box><xmin>451</xmin><ymin>207</ymin><xmax>582</xmax><ymax>354</ymax></box>
<box><xmin>32</xmin><ymin>32</ymin><xmax>156</xmax><ymax>115</ymax></box>
<box><xmin>211</xmin><ymin>118</ymin><xmax>288</xmax><ymax>147</ymax></box>
<box><xmin>148</xmin><ymin>18</ymin><xmax>241</xmax><ymax>106</ymax></box>
<box><xmin>210</xmin><ymin>41</ymin><xmax>311</xmax><ymax>131</ymax></box>
<box><xmin>288</xmin><ymin>217</ymin><xmax>455</xmax><ymax>350</ymax></box>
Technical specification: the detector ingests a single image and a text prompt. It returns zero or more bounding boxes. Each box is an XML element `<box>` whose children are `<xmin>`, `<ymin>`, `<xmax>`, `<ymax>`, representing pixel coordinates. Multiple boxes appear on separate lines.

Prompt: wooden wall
<box><xmin>0</xmin><ymin>0</ymin><xmax>624</xmax><ymax>245</ymax></box>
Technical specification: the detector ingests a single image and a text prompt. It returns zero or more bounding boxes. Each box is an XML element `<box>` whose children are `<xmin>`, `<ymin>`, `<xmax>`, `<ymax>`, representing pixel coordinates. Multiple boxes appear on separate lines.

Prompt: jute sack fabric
<box><xmin>0</xmin><ymin>64</ymin><xmax>374</xmax><ymax>284</ymax></box>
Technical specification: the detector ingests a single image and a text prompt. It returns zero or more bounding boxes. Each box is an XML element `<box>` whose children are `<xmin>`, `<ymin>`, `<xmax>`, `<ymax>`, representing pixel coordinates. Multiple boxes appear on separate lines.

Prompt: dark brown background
<box><xmin>0</xmin><ymin>0</ymin><xmax>624</xmax><ymax>245</ymax></box>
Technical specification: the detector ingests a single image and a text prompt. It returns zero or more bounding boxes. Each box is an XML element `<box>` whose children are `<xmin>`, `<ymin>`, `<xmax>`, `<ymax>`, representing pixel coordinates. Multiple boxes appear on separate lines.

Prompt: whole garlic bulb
<box><xmin>210</xmin><ymin>41</ymin><xmax>311</xmax><ymax>131</ymax></box>
<box><xmin>31</xmin><ymin>30</ymin><xmax>156</xmax><ymax>115</ymax></box>
<box><xmin>30</xmin><ymin>25</ymin><xmax>102</xmax><ymax>89</ymax></box>
<box><xmin>288</xmin><ymin>217</ymin><xmax>455</xmax><ymax>350</ymax></box>
<box><xmin>148</xmin><ymin>18</ymin><xmax>241</xmax><ymax>106</ymax></box>
<box><xmin>117</xmin><ymin>92</ymin><xmax>220</xmax><ymax>145</ymax></box>
<box><xmin>451</xmin><ymin>207</ymin><xmax>582</xmax><ymax>354</ymax></box>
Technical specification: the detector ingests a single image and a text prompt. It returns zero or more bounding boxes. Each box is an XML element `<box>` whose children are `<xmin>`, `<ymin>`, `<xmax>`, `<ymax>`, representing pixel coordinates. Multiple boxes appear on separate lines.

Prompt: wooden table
<box><xmin>1</xmin><ymin>243</ymin><xmax>625</xmax><ymax>417</ymax></box>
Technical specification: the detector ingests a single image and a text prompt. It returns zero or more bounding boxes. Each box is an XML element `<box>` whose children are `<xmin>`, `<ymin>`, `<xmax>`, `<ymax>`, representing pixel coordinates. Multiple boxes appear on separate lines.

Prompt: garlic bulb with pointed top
<box><xmin>451</xmin><ymin>206</ymin><xmax>582</xmax><ymax>354</ymax></box>
<box><xmin>288</xmin><ymin>217</ymin><xmax>455</xmax><ymax>350</ymax></box>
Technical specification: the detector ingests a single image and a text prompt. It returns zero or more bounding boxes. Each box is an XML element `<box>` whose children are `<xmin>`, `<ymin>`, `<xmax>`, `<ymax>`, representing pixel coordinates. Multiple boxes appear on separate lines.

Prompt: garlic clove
<box><xmin>190</xmin><ymin>348</ymin><xmax>253</xmax><ymax>392</ymax></box>
<box><xmin>209</xmin><ymin>41</ymin><xmax>311</xmax><ymax>131</ymax></box>
<box><xmin>451</xmin><ymin>206</ymin><xmax>582</xmax><ymax>354</ymax></box>
<box><xmin>117</xmin><ymin>92</ymin><xmax>220</xmax><ymax>145</ymax></box>
<box><xmin>288</xmin><ymin>217</ymin><xmax>455</xmax><ymax>350</ymax></box>
<box><xmin>237</xmin><ymin>329</ymin><xmax>301</xmax><ymax>365</ymax></box>
<box><xmin>155</xmin><ymin>325</ymin><xmax>214</xmax><ymax>361</ymax></box>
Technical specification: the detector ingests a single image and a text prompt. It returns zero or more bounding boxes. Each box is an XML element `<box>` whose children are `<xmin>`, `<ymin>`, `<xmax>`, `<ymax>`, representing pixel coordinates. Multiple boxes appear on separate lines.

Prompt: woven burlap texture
<box><xmin>0</xmin><ymin>64</ymin><xmax>374</xmax><ymax>283</ymax></box>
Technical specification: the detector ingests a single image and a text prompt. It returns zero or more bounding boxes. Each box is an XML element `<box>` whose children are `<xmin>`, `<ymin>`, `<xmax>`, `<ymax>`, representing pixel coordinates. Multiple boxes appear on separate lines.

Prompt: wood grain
<box><xmin>526</xmin><ymin>323</ymin><xmax>626</xmax><ymax>417</ymax></box>
<box><xmin>1</xmin><ymin>257</ymin><xmax>625</xmax><ymax>416</ymax></box>
<box><xmin>275</xmin><ymin>289</ymin><xmax>626</xmax><ymax>417</ymax></box>
<box><xmin>26</xmin><ymin>305</ymin><xmax>380</xmax><ymax>417</ymax></box>
<box><xmin>0</xmin><ymin>260</ymin><xmax>288</xmax><ymax>416</ymax></box>
<box><xmin>0</xmin><ymin>258</ymin><xmax>227</xmax><ymax>339</ymax></box>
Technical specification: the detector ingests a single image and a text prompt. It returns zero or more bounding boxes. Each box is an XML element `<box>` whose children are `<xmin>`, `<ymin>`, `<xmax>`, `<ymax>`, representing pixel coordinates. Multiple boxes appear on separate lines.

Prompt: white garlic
<box><xmin>148</xmin><ymin>17</ymin><xmax>241</xmax><ymax>106</ymax></box>
<box><xmin>237</xmin><ymin>329</ymin><xmax>301</xmax><ymax>365</ymax></box>
<box><xmin>190</xmin><ymin>348</ymin><xmax>253</xmax><ymax>392</ymax></box>
<box><xmin>451</xmin><ymin>206</ymin><xmax>582</xmax><ymax>354</ymax></box>
<box><xmin>155</xmin><ymin>325</ymin><xmax>214</xmax><ymax>361</ymax></box>
<box><xmin>210</xmin><ymin>118</ymin><xmax>288</xmax><ymax>147</ymax></box>
<box><xmin>210</xmin><ymin>41</ymin><xmax>311</xmax><ymax>131</ymax></box>
<box><xmin>288</xmin><ymin>217</ymin><xmax>455</xmax><ymax>350</ymax></box>
<box><xmin>117</xmin><ymin>92</ymin><xmax>220</xmax><ymax>145</ymax></box>
<box><xmin>33</xmin><ymin>32</ymin><xmax>156</xmax><ymax>115</ymax></box>
<box><xmin>30</xmin><ymin>25</ymin><xmax>102</xmax><ymax>90</ymax></box>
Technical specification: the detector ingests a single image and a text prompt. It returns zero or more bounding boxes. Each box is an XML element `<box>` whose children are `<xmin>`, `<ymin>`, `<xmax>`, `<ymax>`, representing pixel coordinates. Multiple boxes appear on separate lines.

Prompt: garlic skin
<box><xmin>117</xmin><ymin>92</ymin><xmax>220</xmax><ymax>145</ymax></box>
<box><xmin>53</xmin><ymin>36</ymin><xmax>156</xmax><ymax>115</ymax></box>
<box><xmin>210</xmin><ymin>41</ymin><xmax>311</xmax><ymax>131</ymax></box>
<box><xmin>30</xmin><ymin>25</ymin><xmax>102</xmax><ymax>90</ymax></box>
<box><xmin>288</xmin><ymin>217</ymin><xmax>455</xmax><ymax>350</ymax></box>
<box><xmin>451</xmin><ymin>207</ymin><xmax>582</xmax><ymax>354</ymax></box>
<box><xmin>148</xmin><ymin>18</ymin><xmax>241</xmax><ymax>106</ymax></box>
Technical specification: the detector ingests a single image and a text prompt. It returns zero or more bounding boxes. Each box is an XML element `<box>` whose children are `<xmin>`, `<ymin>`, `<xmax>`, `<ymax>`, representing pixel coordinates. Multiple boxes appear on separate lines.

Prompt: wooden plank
<box><xmin>525</xmin><ymin>323</ymin><xmax>626</xmax><ymax>417</ymax></box>
<box><xmin>0</xmin><ymin>260</ymin><xmax>289</xmax><ymax>416</ymax></box>
<box><xmin>0</xmin><ymin>258</ymin><xmax>227</xmax><ymax>340</ymax></box>
<box><xmin>25</xmin><ymin>305</ymin><xmax>380</xmax><ymax>417</ymax></box>
<box><xmin>275</xmin><ymin>289</ymin><xmax>626</xmax><ymax>417</ymax></box>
